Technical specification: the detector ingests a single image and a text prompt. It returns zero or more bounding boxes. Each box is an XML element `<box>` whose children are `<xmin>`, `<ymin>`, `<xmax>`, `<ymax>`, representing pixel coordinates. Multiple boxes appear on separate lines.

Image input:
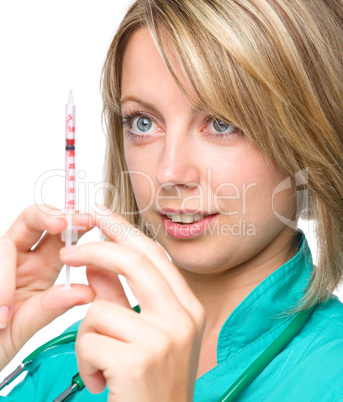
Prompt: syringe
<box><xmin>61</xmin><ymin>91</ymin><xmax>79</xmax><ymax>288</ymax></box>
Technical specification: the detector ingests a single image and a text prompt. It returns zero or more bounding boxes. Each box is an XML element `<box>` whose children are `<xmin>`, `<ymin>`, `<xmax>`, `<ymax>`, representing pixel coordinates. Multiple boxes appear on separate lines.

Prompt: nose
<box><xmin>154</xmin><ymin>129</ymin><xmax>200</xmax><ymax>192</ymax></box>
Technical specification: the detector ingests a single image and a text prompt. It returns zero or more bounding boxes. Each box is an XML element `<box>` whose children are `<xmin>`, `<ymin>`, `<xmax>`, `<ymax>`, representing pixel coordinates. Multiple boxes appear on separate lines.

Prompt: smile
<box><xmin>161</xmin><ymin>213</ymin><xmax>219</xmax><ymax>239</ymax></box>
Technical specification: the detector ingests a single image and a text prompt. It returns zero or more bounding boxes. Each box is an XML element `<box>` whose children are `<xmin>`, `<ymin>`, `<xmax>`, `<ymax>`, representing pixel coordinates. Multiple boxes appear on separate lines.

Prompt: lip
<box><xmin>157</xmin><ymin>208</ymin><xmax>215</xmax><ymax>215</ymax></box>
<box><xmin>160</xmin><ymin>213</ymin><xmax>219</xmax><ymax>239</ymax></box>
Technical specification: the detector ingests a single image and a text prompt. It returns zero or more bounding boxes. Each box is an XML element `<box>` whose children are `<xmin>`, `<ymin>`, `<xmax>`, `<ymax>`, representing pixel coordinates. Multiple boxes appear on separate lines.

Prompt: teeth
<box><xmin>166</xmin><ymin>213</ymin><xmax>205</xmax><ymax>223</ymax></box>
<box><xmin>182</xmin><ymin>214</ymin><xmax>198</xmax><ymax>224</ymax></box>
<box><xmin>193</xmin><ymin>214</ymin><xmax>205</xmax><ymax>222</ymax></box>
<box><xmin>170</xmin><ymin>214</ymin><xmax>182</xmax><ymax>222</ymax></box>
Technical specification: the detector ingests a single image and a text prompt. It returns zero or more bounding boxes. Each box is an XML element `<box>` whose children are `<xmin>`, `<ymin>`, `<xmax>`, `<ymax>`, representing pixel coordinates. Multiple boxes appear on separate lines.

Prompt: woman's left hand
<box><xmin>59</xmin><ymin>204</ymin><xmax>206</xmax><ymax>402</ymax></box>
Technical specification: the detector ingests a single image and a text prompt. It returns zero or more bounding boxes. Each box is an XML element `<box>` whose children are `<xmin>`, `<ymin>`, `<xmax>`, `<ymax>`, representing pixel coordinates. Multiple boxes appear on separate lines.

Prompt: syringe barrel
<box><xmin>65</xmin><ymin>94</ymin><xmax>76</xmax><ymax>215</ymax></box>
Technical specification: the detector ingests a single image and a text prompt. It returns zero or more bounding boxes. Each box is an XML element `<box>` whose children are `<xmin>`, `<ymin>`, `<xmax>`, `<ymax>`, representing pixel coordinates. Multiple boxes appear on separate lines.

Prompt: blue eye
<box><xmin>213</xmin><ymin>120</ymin><xmax>228</xmax><ymax>132</ymax></box>
<box><xmin>201</xmin><ymin>117</ymin><xmax>238</xmax><ymax>139</ymax></box>
<box><xmin>122</xmin><ymin>111</ymin><xmax>240</xmax><ymax>142</ymax></box>
<box><xmin>136</xmin><ymin>116</ymin><xmax>153</xmax><ymax>132</ymax></box>
<box><xmin>211</xmin><ymin>119</ymin><xmax>236</xmax><ymax>134</ymax></box>
<box><xmin>122</xmin><ymin>112</ymin><xmax>157</xmax><ymax>136</ymax></box>
<box><xmin>122</xmin><ymin>111</ymin><xmax>162</xmax><ymax>141</ymax></box>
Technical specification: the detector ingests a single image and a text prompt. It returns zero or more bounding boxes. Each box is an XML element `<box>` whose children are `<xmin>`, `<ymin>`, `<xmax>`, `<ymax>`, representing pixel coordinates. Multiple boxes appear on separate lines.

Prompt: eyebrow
<box><xmin>120</xmin><ymin>95</ymin><xmax>204</xmax><ymax>115</ymax></box>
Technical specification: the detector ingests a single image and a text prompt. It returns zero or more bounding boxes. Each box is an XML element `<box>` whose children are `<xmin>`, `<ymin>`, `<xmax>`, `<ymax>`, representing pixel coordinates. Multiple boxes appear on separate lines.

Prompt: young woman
<box><xmin>1</xmin><ymin>0</ymin><xmax>343</xmax><ymax>400</ymax></box>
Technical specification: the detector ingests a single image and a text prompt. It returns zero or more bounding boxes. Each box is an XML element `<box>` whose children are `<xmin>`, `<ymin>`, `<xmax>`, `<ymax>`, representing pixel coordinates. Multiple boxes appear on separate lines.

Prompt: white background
<box><xmin>0</xmin><ymin>0</ymin><xmax>341</xmax><ymax>395</ymax></box>
<box><xmin>0</xmin><ymin>0</ymin><xmax>136</xmax><ymax>393</ymax></box>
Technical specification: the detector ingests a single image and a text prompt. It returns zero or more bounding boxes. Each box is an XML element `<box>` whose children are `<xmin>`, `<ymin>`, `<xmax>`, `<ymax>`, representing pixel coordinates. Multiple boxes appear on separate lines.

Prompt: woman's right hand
<box><xmin>0</xmin><ymin>204</ymin><xmax>96</xmax><ymax>370</ymax></box>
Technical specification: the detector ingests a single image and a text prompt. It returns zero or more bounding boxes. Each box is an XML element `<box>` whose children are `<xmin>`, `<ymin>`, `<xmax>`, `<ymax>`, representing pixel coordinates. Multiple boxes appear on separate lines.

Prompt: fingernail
<box><xmin>0</xmin><ymin>306</ymin><xmax>10</xmax><ymax>329</ymax></box>
<box><xmin>46</xmin><ymin>216</ymin><xmax>66</xmax><ymax>225</ymax></box>
<box><xmin>82</xmin><ymin>296</ymin><xmax>96</xmax><ymax>304</ymax></box>
<box><xmin>60</xmin><ymin>246</ymin><xmax>77</xmax><ymax>255</ymax></box>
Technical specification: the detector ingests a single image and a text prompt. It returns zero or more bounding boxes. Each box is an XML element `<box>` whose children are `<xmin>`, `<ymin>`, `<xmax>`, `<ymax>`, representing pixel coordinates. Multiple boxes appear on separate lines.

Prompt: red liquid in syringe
<box><xmin>62</xmin><ymin>91</ymin><xmax>85</xmax><ymax>288</ymax></box>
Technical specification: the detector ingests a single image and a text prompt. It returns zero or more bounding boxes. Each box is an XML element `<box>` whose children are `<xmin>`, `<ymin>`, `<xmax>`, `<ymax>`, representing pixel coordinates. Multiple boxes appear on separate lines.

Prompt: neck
<box><xmin>179</xmin><ymin>228</ymin><xmax>300</xmax><ymax>341</ymax></box>
<box><xmin>178</xmin><ymin>228</ymin><xmax>300</xmax><ymax>378</ymax></box>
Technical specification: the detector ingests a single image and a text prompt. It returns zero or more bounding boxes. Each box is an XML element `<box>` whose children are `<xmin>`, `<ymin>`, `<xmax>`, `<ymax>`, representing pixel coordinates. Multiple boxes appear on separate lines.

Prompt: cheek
<box><xmin>124</xmin><ymin>144</ymin><xmax>156</xmax><ymax>210</ymax></box>
<box><xmin>124</xmin><ymin>141</ymin><xmax>158</xmax><ymax>173</ymax></box>
<box><xmin>124</xmin><ymin>142</ymin><xmax>141</xmax><ymax>170</ymax></box>
<box><xmin>268</xmin><ymin>170</ymin><xmax>298</xmax><ymax>223</ymax></box>
<box><xmin>212</xmin><ymin>150</ymin><xmax>297</xmax><ymax>224</ymax></box>
<box><xmin>247</xmin><ymin>166</ymin><xmax>297</xmax><ymax>227</ymax></box>
<box><xmin>129</xmin><ymin>173</ymin><xmax>155</xmax><ymax>212</ymax></box>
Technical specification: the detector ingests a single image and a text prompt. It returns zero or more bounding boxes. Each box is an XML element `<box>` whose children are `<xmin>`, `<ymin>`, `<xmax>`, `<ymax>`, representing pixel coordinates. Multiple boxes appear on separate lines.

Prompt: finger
<box><xmin>91</xmin><ymin>204</ymin><xmax>165</xmax><ymax>257</ymax></box>
<box><xmin>86</xmin><ymin>264</ymin><xmax>131</xmax><ymax>308</ymax></box>
<box><xmin>32</xmin><ymin>212</ymin><xmax>95</xmax><ymax>271</ymax></box>
<box><xmin>91</xmin><ymin>205</ymin><xmax>201</xmax><ymax>313</ymax></box>
<box><xmin>12</xmin><ymin>284</ymin><xmax>95</xmax><ymax>345</ymax></box>
<box><xmin>3</xmin><ymin>204</ymin><xmax>66</xmax><ymax>252</ymax></box>
<box><xmin>0</xmin><ymin>238</ymin><xmax>16</xmax><ymax>327</ymax></box>
<box><xmin>78</xmin><ymin>300</ymin><xmax>152</xmax><ymax>343</ymax></box>
<box><xmin>60</xmin><ymin>242</ymin><xmax>181</xmax><ymax>314</ymax></box>
<box><xmin>76</xmin><ymin>333</ymin><xmax>127</xmax><ymax>394</ymax></box>
<box><xmin>3</xmin><ymin>204</ymin><xmax>95</xmax><ymax>253</ymax></box>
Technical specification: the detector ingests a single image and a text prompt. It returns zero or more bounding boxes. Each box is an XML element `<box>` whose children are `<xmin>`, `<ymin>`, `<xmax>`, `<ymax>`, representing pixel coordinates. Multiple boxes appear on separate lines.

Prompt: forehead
<box><xmin>121</xmin><ymin>27</ymin><xmax>198</xmax><ymax>106</ymax></box>
<box><xmin>122</xmin><ymin>28</ymin><xmax>163</xmax><ymax>80</ymax></box>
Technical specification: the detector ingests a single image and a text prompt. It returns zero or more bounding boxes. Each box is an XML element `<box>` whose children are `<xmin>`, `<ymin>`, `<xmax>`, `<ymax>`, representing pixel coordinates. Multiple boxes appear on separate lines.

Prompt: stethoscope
<box><xmin>0</xmin><ymin>330</ymin><xmax>83</xmax><ymax>401</ymax></box>
<box><xmin>0</xmin><ymin>305</ymin><xmax>315</xmax><ymax>401</ymax></box>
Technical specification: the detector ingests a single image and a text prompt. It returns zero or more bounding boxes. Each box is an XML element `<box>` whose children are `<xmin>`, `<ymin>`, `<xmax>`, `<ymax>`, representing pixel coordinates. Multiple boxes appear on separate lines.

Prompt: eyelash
<box><xmin>121</xmin><ymin>110</ymin><xmax>155</xmax><ymax>141</ymax></box>
<box><xmin>121</xmin><ymin>109</ymin><xmax>239</xmax><ymax>141</ymax></box>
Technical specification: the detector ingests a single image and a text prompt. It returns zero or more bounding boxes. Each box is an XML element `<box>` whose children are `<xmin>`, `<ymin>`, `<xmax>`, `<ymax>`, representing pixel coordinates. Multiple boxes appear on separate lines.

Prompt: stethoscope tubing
<box><xmin>217</xmin><ymin>305</ymin><xmax>315</xmax><ymax>401</ymax></box>
<box><xmin>0</xmin><ymin>305</ymin><xmax>315</xmax><ymax>401</ymax></box>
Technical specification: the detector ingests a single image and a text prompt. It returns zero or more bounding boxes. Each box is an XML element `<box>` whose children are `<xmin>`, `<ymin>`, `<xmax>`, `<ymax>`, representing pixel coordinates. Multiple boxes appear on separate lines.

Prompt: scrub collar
<box><xmin>217</xmin><ymin>229</ymin><xmax>313</xmax><ymax>363</ymax></box>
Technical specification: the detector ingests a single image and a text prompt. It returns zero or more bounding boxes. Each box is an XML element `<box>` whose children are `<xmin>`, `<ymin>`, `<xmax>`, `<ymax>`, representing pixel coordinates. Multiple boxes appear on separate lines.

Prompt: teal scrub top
<box><xmin>2</xmin><ymin>229</ymin><xmax>343</xmax><ymax>401</ymax></box>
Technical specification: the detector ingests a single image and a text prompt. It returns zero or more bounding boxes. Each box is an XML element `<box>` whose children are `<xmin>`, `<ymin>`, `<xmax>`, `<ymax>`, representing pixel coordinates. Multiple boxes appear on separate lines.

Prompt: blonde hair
<box><xmin>101</xmin><ymin>0</ymin><xmax>343</xmax><ymax>312</ymax></box>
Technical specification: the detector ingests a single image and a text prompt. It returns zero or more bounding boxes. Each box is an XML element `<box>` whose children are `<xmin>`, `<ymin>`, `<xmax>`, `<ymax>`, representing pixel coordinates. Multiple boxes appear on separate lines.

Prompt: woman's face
<box><xmin>121</xmin><ymin>28</ymin><xmax>298</xmax><ymax>275</ymax></box>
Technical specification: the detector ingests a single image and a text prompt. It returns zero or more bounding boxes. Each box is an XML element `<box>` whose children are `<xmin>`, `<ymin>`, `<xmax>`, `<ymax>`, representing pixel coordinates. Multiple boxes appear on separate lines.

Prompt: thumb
<box><xmin>13</xmin><ymin>284</ymin><xmax>95</xmax><ymax>342</ymax></box>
